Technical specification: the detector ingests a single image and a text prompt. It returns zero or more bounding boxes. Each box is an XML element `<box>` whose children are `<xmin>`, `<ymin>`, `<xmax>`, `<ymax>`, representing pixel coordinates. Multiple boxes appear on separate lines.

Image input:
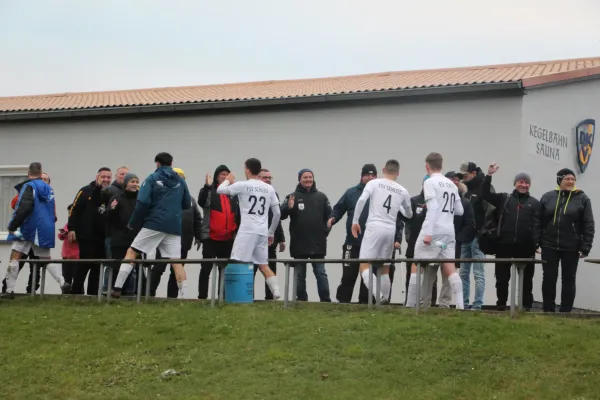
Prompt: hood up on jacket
<box><xmin>212</xmin><ymin>165</ymin><xmax>231</xmax><ymax>188</ymax></box>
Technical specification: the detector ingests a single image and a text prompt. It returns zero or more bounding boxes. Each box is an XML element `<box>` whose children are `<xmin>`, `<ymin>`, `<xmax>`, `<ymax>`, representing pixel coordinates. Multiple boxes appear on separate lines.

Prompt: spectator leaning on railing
<box><xmin>482</xmin><ymin>163</ymin><xmax>540</xmax><ymax>311</ymax></box>
<box><xmin>281</xmin><ymin>168</ymin><xmax>332</xmax><ymax>302</ymax></box>
<box><xmin>539</xmin><ymin>168</ymin><xmax>595</xmax><ymax>313</ymax></box>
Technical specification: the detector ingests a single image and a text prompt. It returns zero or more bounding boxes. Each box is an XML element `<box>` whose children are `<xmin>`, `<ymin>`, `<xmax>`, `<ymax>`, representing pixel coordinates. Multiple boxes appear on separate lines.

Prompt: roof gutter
<box><xmin>0</xmin><ymin>82</ymin><xmax>522</xmax><ymax>121</ymax></box>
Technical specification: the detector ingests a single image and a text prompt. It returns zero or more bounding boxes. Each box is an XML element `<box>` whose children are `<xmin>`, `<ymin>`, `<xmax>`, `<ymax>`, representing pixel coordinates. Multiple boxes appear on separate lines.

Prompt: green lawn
<box><xmin>1</xmin><ymin>298</ymin><xmax>600</xmax><ymax>400</ymax></box>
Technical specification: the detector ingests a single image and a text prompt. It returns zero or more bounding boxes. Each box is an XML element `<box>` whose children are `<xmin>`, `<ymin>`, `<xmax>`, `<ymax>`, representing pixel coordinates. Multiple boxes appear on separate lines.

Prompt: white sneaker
<box><xmin>380</xmin><ymin>297</ymin><xmax>390</xmax><ymax>305</ymax></box>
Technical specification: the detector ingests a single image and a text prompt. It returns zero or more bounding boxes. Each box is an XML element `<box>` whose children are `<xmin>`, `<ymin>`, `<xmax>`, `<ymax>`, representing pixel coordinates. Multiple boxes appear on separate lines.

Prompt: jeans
<box><xmin>294</xmin><ymin>255</ymin><xmax>331</xmax><ymax>302</ymax></box>
<box><xmin>459</xmin><ymin>238</ymin><xmax>485</xmax><ymax>308</ymax></box>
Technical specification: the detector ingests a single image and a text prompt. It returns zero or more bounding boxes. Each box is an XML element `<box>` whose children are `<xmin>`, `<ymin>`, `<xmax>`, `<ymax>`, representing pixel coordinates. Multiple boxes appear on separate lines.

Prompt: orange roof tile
<box><xmin>1</xmin><ymin>56</ymin><xmax>600</xmax><ymax>115</ymax></box>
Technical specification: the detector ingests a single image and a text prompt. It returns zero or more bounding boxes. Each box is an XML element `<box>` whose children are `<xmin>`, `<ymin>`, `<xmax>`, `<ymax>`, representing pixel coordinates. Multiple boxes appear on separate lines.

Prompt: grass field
<box><xmin>1</xmin><ymin>298</ymin><xmax>600</xmax><ymax>400</ymax></box>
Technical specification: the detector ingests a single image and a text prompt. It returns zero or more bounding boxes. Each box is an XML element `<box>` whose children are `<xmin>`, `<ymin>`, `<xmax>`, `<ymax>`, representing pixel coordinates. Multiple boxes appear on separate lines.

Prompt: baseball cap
<box><xmin>457</xmin><ymin>161</ymin><xmax>478</xmax><ymax>178</ymax></box>
<box><xmin>445</xmin><ymin>171</ymin><xmax>458</xmax><ymax>179</ymax></box>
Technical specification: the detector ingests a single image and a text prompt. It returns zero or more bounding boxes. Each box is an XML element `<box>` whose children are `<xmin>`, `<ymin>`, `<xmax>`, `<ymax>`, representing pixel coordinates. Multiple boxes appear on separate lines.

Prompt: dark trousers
<box><xmin>336</xmin><ymin>244</ymin><xmax>396</xmax><ymax>304</ymax></box>
<box><xmin>541</xmin><ymin>247</ymin><xmax>580</xmax><ymax>312</ymax></box>
<box><xmin>495</xmin><ymin>243</ymin><xmax>535</xmax><ymax>309</ymax></box>
<box><xmin>253</xmin><ymin>246</ymin><xmax>277</xmax><ymax>300</ymax></box>
<box><xmin>72</xmin><ymin>241</ymin><xmax>104</xmax><ymax>295</ymax></box>
<box><xmin>405</xmin><ymin>259</ymin><xmax>437</xmax><ymax>306</ymax></box>
<box><xmin>150</xmin><ymin>248</ymin><xmax>189</xmax><ymax>298</ymax></box>
<box><xmin>198</xmin><ymin>239</ymin><xmax>233</xmax><ymax>299</ymax></box>
<box><xmin>1</xmin><ymin>250</ymin><xmax>40</xmax><ymax>294</ymax></box>
<box><xmin>62</xmin><ymin>258</ymin><xmax>76</xmax><ymax>287</ymax></box>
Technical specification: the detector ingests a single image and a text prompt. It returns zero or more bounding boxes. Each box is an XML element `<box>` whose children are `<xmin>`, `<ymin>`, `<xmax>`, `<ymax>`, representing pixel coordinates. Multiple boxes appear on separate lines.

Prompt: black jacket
<box><xmin>330</xmin><ymin>182</ymin><xmax>404</xmax><ymax>247</ymax></box>
<box><xmin>280</xmin><ymin>182</ymin><xmax>331</xmax><ymax>257</ymax></box>
<box><xmin>182</xmin><ymin>198</ymin><xmax>203</xmax><ymax>251</ymax></box>
<box><xmin>464</xmin><ymin>170</ymin><xmax>496</xmax><ymax>232</ymax></box>
<box><xmin>269</xmin><ymin>192</ymin><xmax>285</xmax><ymax>249</ymax></box>
<box><xmin>105</xmin><ymin>190</ymin><xmax>139</xmax><ymax>248</ymax></box>
<box><xmin>404</xmin><ymin>191</ymin><xmax>476</xmax><ymax>257</ymax></box>
<box><xmin>482</xmin><ymin>175</ymin><xmax>541</xmax><ymax>248</ymax></box>
<box><xmin>539</xmin><ymin>187</ymin><xmax>595</xmax><ymax>254</ymax></box>
<box><xmin>101</xmin><ymin>181</ymin><xmax>124</xmax><ymax>235</ymax></box>
<box><xmin>68</xmin><ymin>181</ymin><xmax>107</xmax><ymax>244</ymax></box>
<box><xmin>7</xmin><ymin>179</ymin><xmax>36</xmax><ymax>232</ymax></box>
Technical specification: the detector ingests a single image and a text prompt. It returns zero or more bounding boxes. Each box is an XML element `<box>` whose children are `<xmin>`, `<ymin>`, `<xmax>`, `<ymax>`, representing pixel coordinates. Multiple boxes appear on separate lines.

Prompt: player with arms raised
<box><xmin>406</xmin><ymin>152</ymin><xmax>465</xmax><ymax>309</ymax></box>
<box><xmin>351</xmin><ymin>159</ymin><xmax>412</xmax><ymax>305</ymax></box>
<box><xmin>217</xmin><ymin>158</ymin><xmax>282</xmax><ymax>299</ymax></box>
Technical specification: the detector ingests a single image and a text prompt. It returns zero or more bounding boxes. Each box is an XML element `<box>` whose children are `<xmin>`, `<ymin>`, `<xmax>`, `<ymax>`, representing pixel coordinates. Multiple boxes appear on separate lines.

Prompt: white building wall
<box><xmin>520</xmin><ymin>78</ymin><xmax>600</xmax><ymax>310</ymax></box>
<box><xmin>0</xmin><ymin>93</ymin><xmax>523</xmax><ymax>305</ymax></box>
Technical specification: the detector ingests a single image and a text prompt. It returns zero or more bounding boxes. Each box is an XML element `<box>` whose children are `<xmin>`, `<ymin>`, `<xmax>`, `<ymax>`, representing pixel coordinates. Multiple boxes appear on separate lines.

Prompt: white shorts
<box><xmin>130</xmin><ymin>228</ymin><xmax>181</xmax><ymax>259</ymax></box>
<box><xmin>414</xmin><ymin>233</ymin><xmax>456</xmax><ymax>260</ymax></box>
<box><xmin>231</xmin><ymin>232</ymin><xmax>268</xmax><ymax>265</ymax></box>
<box><xmin>358</xmin><ymin>227</ymin><xmax>395</xmax><ymax>260</ymax></box>
<box><xmin>12</xmin><ymin>240</ymin><xmax>51</xmax><ymax>258</ymax></box>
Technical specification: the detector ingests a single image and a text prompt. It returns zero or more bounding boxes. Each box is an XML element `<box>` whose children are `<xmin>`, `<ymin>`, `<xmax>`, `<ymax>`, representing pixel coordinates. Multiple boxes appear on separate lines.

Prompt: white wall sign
<box><xmin>527</xmin><ymin>123</ymin><xmax>569</xmax><ymax>163</ymax></box>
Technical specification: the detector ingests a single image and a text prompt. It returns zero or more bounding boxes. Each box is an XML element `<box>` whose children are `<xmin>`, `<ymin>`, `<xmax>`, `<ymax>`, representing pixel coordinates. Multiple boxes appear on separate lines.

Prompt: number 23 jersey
<box><xmin>364</xmin><ymin>178</ymin><xmax>412</xmax><ymax>230</ymax></box>
<box><xmin>224</xmin><ymin>180</ymin><xmax>279</xmax><ymax>235</ymax></box>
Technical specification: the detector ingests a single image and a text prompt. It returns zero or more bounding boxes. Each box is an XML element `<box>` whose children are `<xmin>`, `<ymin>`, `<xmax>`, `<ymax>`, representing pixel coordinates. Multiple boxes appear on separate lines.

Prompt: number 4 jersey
<box><xmin>216</xmin><ymin>179</ymin><xmax>280</xmax><ymax>236</ymax></box>
<box><xmin>354</xmin><ymin>178</ymin><xmax>412</xmax><ymax>230</ymax></box>
<box><xmin>421</xmin><ymin>173</ymin><xmax>464</xmax><ymax>236</ymax></box>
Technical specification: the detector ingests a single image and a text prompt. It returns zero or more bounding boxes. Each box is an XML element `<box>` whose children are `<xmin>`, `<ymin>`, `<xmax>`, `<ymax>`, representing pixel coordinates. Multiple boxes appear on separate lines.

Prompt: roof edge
<box><xmin>522</xmin><ymin>66</ymin><xmax>600</xmax><ymax>87</ymax></box>
<box><xmin>0</xmin><ymin>82</ymin><xmax>522</xmax><ymax>121</ymax></box>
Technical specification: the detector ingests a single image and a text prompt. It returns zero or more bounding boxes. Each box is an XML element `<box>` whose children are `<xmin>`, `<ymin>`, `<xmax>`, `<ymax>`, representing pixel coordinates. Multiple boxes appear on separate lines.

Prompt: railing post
<box><xmin>517</xmin><ymin>263</ymin><xmax>525</xmax><ymax>311</ymax></box>
<box><xmin>368</xmin><ymin>264</ymin><xmax>373</xmax><ymax>309</ymax></box>
<box><xmin>422</xmin><ymin>264</ymin><xmax>430</xmax><ymax>312</ymax></box>
<box><xmin>415</xmin><ymin>263</ymin><xmax>423</xmax><ymax>315</ymax></box>
<box><xmin>31</xmin><ymin>262</ymin><xmax>38</xmax><ymax>297</ymax></box>
<box><xmin>291</xmin><ymin>263</ymin><xmax>298</xmax><ymax>306</ymax></box>
<box><xmin>283</xmin><ymin>262</ymin><xmax>290</xmax><ymax>309</ymax></box>
<box><xmin>510</xmin><ymin>262</ymin><xmax>517</xmax><ymax>317</ymax></box>
<box><xmin>145</xmin><ymin>264</ymin><xmax>151</xmax><ymax>304</ymax></box>
<box><xmin>219</xmin><ymin>263</ymin><xmax>225</xmax><ymax>306</ymax></box>
<box><xmin>107</xmin><ymin>266</ymin><xmax>114</xmax><ymax>301</ymax></box>
<box><xmin>136</xmin><ymin>264</ymin><xmax>143</xmax><ymax>304</ymax></box>
<box><xmin>375</xmin><ymin>263</ymin><xmax>382</xmax><ymax>308</ymax></box>
<box><xmin>98</xmin><ymin>264</ymin><xmax>105</xmax><ymax>303</ymax></box>
<box><xmin>39</xmin><ymin>265</ymin><xmax>46</xmax><ymax>298</ymax></box>
<box><xmin>210</xmin><ymin>262</ymin><xmax>217</xmax><ymax>309</ymax></box>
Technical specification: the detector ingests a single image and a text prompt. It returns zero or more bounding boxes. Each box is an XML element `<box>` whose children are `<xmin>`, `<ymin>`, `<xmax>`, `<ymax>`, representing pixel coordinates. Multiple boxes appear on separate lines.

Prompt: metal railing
<box><xmin>16</xmin><ymin>257</ymin><xmax>546</xmax><ymax>317</ymax></box>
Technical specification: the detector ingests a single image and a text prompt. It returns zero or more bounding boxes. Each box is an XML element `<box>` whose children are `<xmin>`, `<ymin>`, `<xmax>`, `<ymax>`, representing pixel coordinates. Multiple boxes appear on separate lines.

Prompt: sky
<box><xmin>1</xmin><ymin>0</ymin><xmax>599</xmax><ymax>97</ymax></box>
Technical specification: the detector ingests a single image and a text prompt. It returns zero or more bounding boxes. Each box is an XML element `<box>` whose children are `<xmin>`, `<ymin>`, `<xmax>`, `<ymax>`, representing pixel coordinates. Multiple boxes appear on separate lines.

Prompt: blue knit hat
<box><xmin>298</xmin><ymin>168</ymin><xmax>313</xmax><ymax>181</ymax></box>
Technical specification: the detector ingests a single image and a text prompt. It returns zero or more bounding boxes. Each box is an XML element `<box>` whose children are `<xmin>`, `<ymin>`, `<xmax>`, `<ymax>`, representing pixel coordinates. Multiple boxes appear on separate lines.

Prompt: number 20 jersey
<box><xmin>364</xmin><ymin>178</ymin><xmax>412</xmax><ymax>230</ymax></box>
<box><xmin>422</xmin><ymin>173</ymin><xmax>461</xmax><ymax>236</ymax></box>
<box><xmin>226</xmin><ymin>180</ymin><xmax>279</xmax><ymax>236</ymax></box>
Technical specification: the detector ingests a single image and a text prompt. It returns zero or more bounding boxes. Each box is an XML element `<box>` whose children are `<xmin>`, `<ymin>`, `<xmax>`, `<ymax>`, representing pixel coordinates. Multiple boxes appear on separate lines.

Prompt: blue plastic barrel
<box><xmin>224</xmin><ymin>264</ymin><xmax>254</xmax><ymax>303</ymax></box>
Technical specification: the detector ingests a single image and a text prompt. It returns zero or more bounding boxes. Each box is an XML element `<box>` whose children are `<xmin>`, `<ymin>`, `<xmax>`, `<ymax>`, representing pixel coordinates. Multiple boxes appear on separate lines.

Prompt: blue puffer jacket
<box><xmin>129</xmin><ymin>166</ymin><xmax>192</xmax><ymax>235</ymax></box>
<box><xmin>7</xmin><ymin>179</ymin><xmax>56</xmax><ymax>248</ymax></box>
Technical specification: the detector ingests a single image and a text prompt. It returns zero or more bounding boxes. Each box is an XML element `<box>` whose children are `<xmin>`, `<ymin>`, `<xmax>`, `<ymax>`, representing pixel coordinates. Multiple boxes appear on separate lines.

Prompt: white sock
<box><xmin>266</xmin><ymin>276</ymin><xmax>280</xmax><ymax>298</ymax></box>
<box><xmin>114</xmin><ymin>263</ymin><xmax>133</xmax><ymax>289</ymax></box>
<box><xmin>5</xmin><ymin>259</ymin><xmax>19</xmax><ymax>293</ymax></box>
<box><xmin>46</xmin><ymin>264</ymin><xmax>65</xmax><ymax>287</ymax></box>
<box><xmin>380</xmin><ymin>274</ymin><xmax>391</xmax><ymax>301</ymax></box>
<box><xmin>406</xmin><ymin>273</ymin><xmax>418</xmax><ymax>307</ymax></box>
<box><xmin>178</xmin><ymin>281</ymin><xmax>186</xmax><ymax>298</ymax></box>
<box><xmin>448</xmin><ymin>272</ymin><xmax>464</xmax><ymax>310</ymax></box>
<box><xmin>360</xmin><ymin>269</ymin><xmax>376</xmax><ymax>299</ymax></box>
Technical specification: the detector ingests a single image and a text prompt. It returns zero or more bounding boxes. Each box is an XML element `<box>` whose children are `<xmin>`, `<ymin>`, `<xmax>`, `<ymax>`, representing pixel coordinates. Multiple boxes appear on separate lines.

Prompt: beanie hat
<box><xmin>361</xmin><ymin>164</ymin><xmax>377</xmax><ymax>177</ymax></box>
<box><xmin>513</xmin><ymin>171</ymin><xmax>531</xmax><ymax>185</ymax></box>
<box><xmin>298</xmin><ymin>168</ymin><xmax>313</xmax><ymax>181</ymax></box>
<box><xmin>557</xmin><ymin>168</ymin><xmax>576</xmax><ymax>185</ymax></box>
<box><xmin>172</xmin><ymin>167</ymin><xmax>186</xmax><ymax>180</ymax></box>
<box><xmin>123</xmin><ymin>173</ymin><xmax>138</xmax><ymax>187</ymax></box>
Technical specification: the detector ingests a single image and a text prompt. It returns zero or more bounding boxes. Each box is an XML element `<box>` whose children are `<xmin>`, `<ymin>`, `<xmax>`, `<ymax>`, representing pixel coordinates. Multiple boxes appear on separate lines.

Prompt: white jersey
<box><xmin>353</xmin><ymin>178</ymin><xmax>412</xmax><ymax>230</ymax></box>
<box><xmin>216</xmin><ymin>179</ymin><xmax>280</xmax><ymax>236</ymax></box>
<box><xmin>421</xmin><ymin>173</ymin><xmax>464</xmax><ymax>236</ymax></box>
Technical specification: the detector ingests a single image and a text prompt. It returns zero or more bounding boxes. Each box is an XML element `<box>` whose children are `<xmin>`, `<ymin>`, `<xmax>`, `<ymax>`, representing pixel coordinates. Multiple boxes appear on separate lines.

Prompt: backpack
<box><xmin>477</xmin><ymin>195</ymin><xmax>511</xmax><ymax>255</ymax></box>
